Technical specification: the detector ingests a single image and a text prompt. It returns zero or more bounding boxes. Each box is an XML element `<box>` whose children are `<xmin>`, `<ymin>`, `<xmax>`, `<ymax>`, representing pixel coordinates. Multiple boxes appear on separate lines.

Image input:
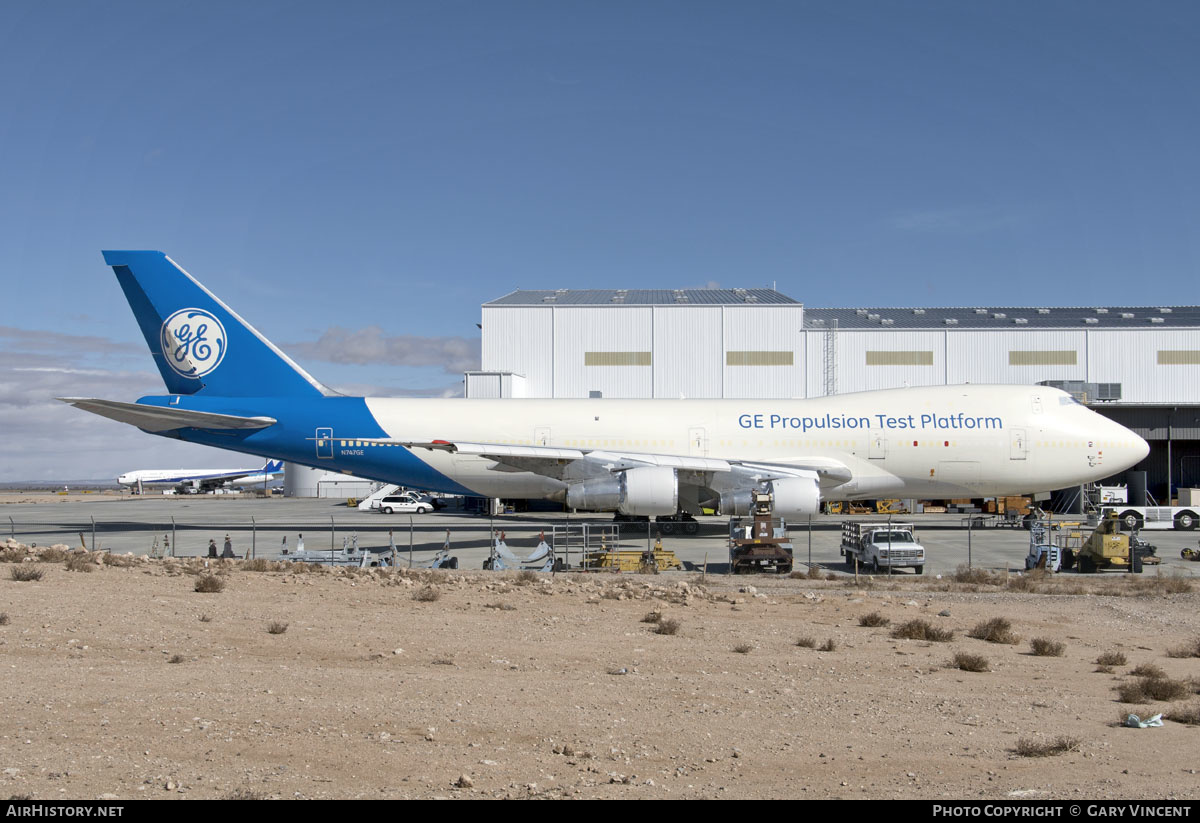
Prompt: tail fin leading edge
<box><xmin>103</xmin><ymin>250</ymin><xmax>328</xmax><ymax>398</ymax></box>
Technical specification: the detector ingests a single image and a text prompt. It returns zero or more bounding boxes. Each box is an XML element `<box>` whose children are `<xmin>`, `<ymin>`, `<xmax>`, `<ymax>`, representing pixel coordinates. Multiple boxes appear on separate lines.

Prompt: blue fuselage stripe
<box><xmin>135</xmin><ymin>395</ymin><xmax>478</xmax><ymax>496</ymax></box>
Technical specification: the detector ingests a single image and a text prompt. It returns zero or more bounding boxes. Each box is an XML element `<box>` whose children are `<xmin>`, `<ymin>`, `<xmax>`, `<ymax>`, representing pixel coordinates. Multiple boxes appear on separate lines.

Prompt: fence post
<box><xmin>968</xmin><ymin>517</ymin><xmax>973</xmax><ymax>568</ymax></box>
<box><xmin>251</xmin><ymin>516</ymin><xmax>256</xmax><ymax>560</ymax></box>
<box><xmin>8</xmin><ymin>516</ymin><xmax>13</xmax><ymax>540</ymax></box>
<box><xmin>807</xmin><ymin>514</ymin><xmax>812</xmax><ymax>569</ymax></box>
<box><xmin>330</xmin><ymin>516</ymin><xmax>335</xmax><ymax>562</ymax></box>
<box><xmin>171</xmin><ymin>516</ymin><xmax>176</xmax><ymax>558</ymax></box>
<box><xmin>91</xmin><ymin>516</ymin><xmax>96</xmax><ymax>551</ymax></box>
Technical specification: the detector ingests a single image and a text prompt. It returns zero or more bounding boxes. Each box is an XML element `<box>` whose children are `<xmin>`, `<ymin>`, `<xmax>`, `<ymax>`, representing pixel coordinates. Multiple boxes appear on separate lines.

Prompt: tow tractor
<box><xmin>727</xmin><ymin>491</ymin><xmax>794</xmax><ymax>574</ymax></box>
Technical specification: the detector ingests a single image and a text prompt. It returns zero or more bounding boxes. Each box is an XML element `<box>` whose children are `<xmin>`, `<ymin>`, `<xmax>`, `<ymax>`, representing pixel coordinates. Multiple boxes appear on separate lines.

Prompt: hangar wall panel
<box><xmin>1088</xmin><ymin>329</ymin><xmax>1200</xmax><ymax>404</ymax></box>
<box><xmin>945</xmin><ymin>330</ymin><xmax>1087</xmax><ymax>385</ymax></box>
<box><xmin>652</xmin><ymin>306</ymin><xmax>723</xmax><ymax>398</ymax></box>
<box><xmin>553</xmin><ymin>307</ymin><xmax>655</xmax><ymax>398</ymax></box>
<box><xmin>481</xmin><ymin>307</ymin><xmax>553</xmax><ymax>396</ymax></box>
<box><xmin>832</xmin><ymin>331</ymin><xmax>947</xmax><ymax>394</ymax></box>
<box><xmin>721</xmin><ymin>306</ymin><xmax>804</xmax><ymax>398</ymax></box>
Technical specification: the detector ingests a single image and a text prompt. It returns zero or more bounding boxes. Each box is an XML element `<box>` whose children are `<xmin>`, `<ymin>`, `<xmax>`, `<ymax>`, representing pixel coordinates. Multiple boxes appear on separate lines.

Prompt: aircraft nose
<box><xmin>1106</xmin><ymin>419</ymin><xmax>1149</xmax><ymax>472</ymax></box>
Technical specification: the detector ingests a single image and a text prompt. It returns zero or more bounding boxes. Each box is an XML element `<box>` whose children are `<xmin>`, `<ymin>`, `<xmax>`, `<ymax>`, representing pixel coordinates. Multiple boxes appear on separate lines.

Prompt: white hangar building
<box><xmin>470</xmin><ymin>289</ymin><xmax>1200</xmax><ymax>500</ymax></box>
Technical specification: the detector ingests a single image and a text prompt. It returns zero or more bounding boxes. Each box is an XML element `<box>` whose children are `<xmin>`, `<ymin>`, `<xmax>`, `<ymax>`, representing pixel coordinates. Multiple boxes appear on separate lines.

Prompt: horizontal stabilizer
<box><xmin>58</xmin><ymin>398</ymin><xmax>276</xmax><ymax>433</ymax></box>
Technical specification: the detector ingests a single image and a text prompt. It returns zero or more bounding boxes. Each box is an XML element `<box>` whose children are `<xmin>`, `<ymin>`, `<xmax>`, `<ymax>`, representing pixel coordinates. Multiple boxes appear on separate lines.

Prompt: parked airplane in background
<box><xmin>118</xmin><ymin>460</ymin><xmax>283</xmax><ymax>494</ymax></box>
<box><xmin>62</xmin><ymin>251</ymin><xmax>1149</xmax><ymax>517</ymax></box>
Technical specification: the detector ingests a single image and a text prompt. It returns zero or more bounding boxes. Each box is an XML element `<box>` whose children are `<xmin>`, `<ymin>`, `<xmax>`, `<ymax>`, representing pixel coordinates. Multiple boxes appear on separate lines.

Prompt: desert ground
<box><xmin>2</xmin><ymin>538</ymin><xmax>1199</xmax><ymax>800</ymax></box>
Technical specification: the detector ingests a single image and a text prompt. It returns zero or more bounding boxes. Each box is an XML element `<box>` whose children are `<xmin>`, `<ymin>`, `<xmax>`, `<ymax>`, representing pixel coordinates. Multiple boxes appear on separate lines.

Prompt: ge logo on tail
<box><xmin>161</xmin><ymin>308</ymin><xmax>227</xmax><ymax>378</ymax></box>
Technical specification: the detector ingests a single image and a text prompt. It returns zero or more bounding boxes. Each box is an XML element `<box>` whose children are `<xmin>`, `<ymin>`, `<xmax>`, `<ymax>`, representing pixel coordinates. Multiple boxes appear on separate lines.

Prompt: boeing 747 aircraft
<box><xmin>62</xmin><ymin>251</ymin><xmax>1149</xmax><ymax>517</ymax></box>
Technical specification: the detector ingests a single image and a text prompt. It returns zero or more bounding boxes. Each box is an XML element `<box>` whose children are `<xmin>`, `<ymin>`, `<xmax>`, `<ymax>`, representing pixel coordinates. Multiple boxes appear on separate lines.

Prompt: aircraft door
<box><xmin>869</xmin><ymin>433</ymin><xmax>887</xmax><ymax>459</ymax></box>
<box><xmin>689</xmin><ymin>427</ymin><xmax>708</xmax><ymax>457</ymax></box>
<box><xmin>1010</xmin><ymin>428</ymin><xmax>1028</xmax><ymax>460</ymax></box>
<box><xmin>315</xmin><ymin>427</ymin><xmax>334</xmax><ymax>459</ymax></box>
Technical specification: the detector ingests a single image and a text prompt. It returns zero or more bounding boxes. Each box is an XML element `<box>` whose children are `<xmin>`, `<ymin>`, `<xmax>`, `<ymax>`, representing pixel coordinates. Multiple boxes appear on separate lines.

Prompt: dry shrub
<box><xmin>1159</xmin><ymin>575</ymin><xmax>1194</xmax><ymax>595</ymax></box>
<box><xmin>38</xmin><ymin>547</ymin><xmax>68</xmax><ymax>563</ymax></box>
<box><xmin>1005</xmin><ymin>569</ymin><xmax>1046</xmax><ymax>592</ymax></box>
<box><xmin>1030</xmin><ymin>638</ymin><xmax>1066</xmax><ymax>657</ymax></box>
<box><xmin>733</xmin><ymin>643</ymin><xmax>754</xmax><ymax>654</ymax></box>
<box><xmin>891</xmin><ymin>619</ymin><xmax>954</xmax><ymax>642</ymax></box>
<box><xmin>242</xmin><ymin>558</ymin><xmax>277</xmax><ymax>572</ymax></box>
<box><xmin>101</xmin><ymin>553</ymin><xmax>135</xmax><ymax>567</ymax></box>
<box><xmin>194</xmin><ymin>574</ymin><xmax>226</xmax><ymax>593</ymax></box>
<box><xmin>968</xmin><ymin>617</ymin><xmax>1020</xmax><ymax>645</ymax></box>
<box><xmin>1095</xmin><ymin>665</ymin><xmax>1115</xmax><ymax>674</ymax></box>
<box><xmin>858</xmin><ymin>611</ymin><xmax>890</xmax><ymax>628</ymax></box>
<box><xmin>819</xmin><ymin>638</ymin><xmax>838</xmax><ymax>652</ymax></box>
<box><xmin>1130</xmin><ymin>663</ymin><xmax>1166</xmax><ymax>679</ymax></box>
<box><xmin>796</xmin><ymin>636</ymin><xmax>816</xmax><ymax>649</ymax></box>
<box><xmin>514</xmin><ymin>570</ymin><xmax>539</xmax><ymax>585</ymax></box>
<box><xmin>1096</xmin><ymin>651</ymin><xmax>1127</xmax><ymax>667</ymax></box>
<box><xmin>1166</xmin><ymin>639</ymin><xmax>1200</xmax><ymax>659</ymax></box>
<box><xmin>953</xmin><ymin>565</ymin><xmax>1001</xmax><ymax>585</ymax></box>
<box><xmin>1014</xmin><ymin>737</ymin><xmax>1081</xmax><ymax>758</ymax></box>
<box><xmin>64</xmin><ymin>553</ymin><xmax>94</xmax><ymax>573</ymax></box>
<box><xmin>9</xmin><ymin>566</ymin><xmax>43</xmax><ymax>582</ymax></box>
<box><xmin>266</xmin><ymin>621</ymin><xmax>289</xmax><ymax>635</ymax></box>
<box><xmin>1169</xmin><ymin>704</ymin><xmax>1200</xmax><ymax>725</ymax></box>
<box><xmin>484</xmin><ymin>602</ymin><xmax>515</xmax><ymax>611</ymax></box>
<box><xmin>199</xmin><ymin>614</ymin><xmax>212</xmax><ymax>623</ymax></box>
<box><xmin>805</xmin><ymin>564</ymin><xmax>824</xmax><ymax>580</ymax></box>
<box><xmin>413</xmin><ymin>585</ymin><xmax>441</xmax><ymax>602</ymax></box>
<box><xmin>168</xmin><ymin>654</ymin><xmax>185</xmax><ymax>664</ymax></box>
<box><xmin>0</xmin><ymin>613</ymin><xmax>9</xmax><ymax>625</ymax></box>
<box><xmin>288</xmin><ymin>562</ymin><xmax>327</xmax><ymax>575</ymax></box>
<box><xmin>953</xmin><ymin>652</ymin><xmax>989</xmax><ymax>672</ymax></box>
<box><xmin>0</xmin><ymin>548</ymin><xmax>27</xmax><ymax>563</ymax></box>
<box><xmin>654</xmin><ymin>618</ymin><xmax>681</xmax><ymax>636</ymax></box>
<box><xmin>1118</xmin><ymin>676</ymin><xmax>1191</xmax><ymax>703</ymax></box>
<box><xmin>641</xmin><ymin>610</ymin><xmax>663</xmax><ymax>624</ymax></box>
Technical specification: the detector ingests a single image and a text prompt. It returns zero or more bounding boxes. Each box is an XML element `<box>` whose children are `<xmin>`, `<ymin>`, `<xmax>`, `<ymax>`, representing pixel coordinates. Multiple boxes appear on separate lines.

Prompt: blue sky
<box><xmin>2</xmin><ymin>1</ymin><xmax>1198</xmax><ymax>479</ymax></box>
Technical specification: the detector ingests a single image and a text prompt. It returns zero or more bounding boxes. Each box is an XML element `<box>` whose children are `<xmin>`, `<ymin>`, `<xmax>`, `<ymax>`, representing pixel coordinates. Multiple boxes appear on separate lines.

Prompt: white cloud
<box><xmin>287</xmin><ymin>327</ymin><xmax>481</xmax><ymax>374</ymax></box>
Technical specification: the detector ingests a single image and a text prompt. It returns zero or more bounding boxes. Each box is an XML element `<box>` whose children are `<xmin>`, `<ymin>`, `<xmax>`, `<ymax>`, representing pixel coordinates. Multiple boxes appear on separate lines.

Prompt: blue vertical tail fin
<box><xmin>103</xmin><ymin>251</ymin><xmax>328</xmax><ymax>398</ymax></box>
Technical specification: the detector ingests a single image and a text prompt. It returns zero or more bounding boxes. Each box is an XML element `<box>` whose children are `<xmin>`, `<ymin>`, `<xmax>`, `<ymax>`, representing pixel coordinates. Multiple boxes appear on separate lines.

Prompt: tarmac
<box><xmin>4</xmin><ymin>491</ymin><xmax>1199</xmax><ymax>578</ymax></box>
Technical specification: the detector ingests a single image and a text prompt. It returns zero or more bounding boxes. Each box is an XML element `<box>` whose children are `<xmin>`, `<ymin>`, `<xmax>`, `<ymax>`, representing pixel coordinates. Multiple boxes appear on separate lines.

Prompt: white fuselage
<box><xmin>358</xmin><ymin>384</ymin><xmax>1147</xmax><ymax>500</ymax></box>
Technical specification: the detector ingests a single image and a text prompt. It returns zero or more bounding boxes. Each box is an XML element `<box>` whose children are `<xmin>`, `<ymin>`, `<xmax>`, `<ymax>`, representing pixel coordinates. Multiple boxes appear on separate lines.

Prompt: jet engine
<box><xmin>717</xmin><ymin>489</ymin><xmax>754</xmax><ymax>517</ymax></box>
<box><xmin>566</xmin><ymin>466</ymin><xmax>678</xmax><ymax>516</ymax></box>
<box><xmin>768</xmin><ymin>476</ymin><xmax>821</xmax><ymax>517</ymax></box>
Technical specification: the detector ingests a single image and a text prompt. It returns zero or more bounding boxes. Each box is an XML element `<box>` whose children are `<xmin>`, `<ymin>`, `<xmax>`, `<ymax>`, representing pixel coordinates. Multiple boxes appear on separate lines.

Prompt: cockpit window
<box><xmin>1059</xmin><ymin>395</ymin><xmax>1081</xmax><ymax>406</ymax></box>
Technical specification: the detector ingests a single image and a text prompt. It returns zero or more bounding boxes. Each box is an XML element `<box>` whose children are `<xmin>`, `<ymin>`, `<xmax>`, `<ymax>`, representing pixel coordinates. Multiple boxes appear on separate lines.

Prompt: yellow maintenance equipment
<box><xmin>581</xmin><ymin>549</ymin><xmax>682</xmax><ymax>572</ymax></box>
<box><xmin>1056</xmin><ymin>514</ymin><xmax>1156</xmax><ymax>573</ymax></box>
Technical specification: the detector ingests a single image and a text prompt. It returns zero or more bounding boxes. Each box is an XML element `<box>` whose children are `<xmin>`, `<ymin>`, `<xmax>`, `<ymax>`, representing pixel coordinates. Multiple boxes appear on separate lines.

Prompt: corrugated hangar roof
<box><xmin>804</xmin><ymin>306</ymin><xmax>1200</xmax><ymax>329</ymax></box>
<box><xmin>486</xmin><ymin>288</ymin><xmax>799</xmax><ymax>306</ymax></box>
<box><xmin>484</xmin><ymin>289</ymin><xmax>1200</xmax><ymax>327</ymax></box>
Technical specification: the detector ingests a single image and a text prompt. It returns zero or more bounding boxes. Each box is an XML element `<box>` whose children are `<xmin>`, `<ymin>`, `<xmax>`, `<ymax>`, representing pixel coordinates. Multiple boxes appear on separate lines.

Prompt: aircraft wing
<box><xmin>58</xmin><ymin>398</ymin><xmax>277</xmax><ymax>432</ymax></box>
<box><xmin>361</xmin><ymin>437</ymin><xmax>853</xmax><ymax>487</ymax></box>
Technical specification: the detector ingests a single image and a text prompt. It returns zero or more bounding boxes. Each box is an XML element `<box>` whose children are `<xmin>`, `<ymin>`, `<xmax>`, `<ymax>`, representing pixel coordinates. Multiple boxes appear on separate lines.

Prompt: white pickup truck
<box><xmin>840</xmin><ymin>522</ymin><xmax>926</xmax><ymax>574</ymax></box>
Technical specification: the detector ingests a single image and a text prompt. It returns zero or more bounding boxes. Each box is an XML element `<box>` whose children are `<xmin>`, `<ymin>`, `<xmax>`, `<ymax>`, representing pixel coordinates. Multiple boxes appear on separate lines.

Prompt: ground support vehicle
<box><xmin>1053</xmin><ymin>516</ymin><xmax>1157</xmax><ymax>573</ymax></box>
<box><xmin>727</xmin><ymin>492</ymin><xmax>793</xmax><ymax>574</ymax></box>
<box><xmin>840</xmin><ymin>522</ymin><xmax>926</xmax><ymax>574</ymax></box>
<box><xmin>1101</xmin><ymin>505</ymin><xmax>1200</xmax><ymax>531</ymax></box>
